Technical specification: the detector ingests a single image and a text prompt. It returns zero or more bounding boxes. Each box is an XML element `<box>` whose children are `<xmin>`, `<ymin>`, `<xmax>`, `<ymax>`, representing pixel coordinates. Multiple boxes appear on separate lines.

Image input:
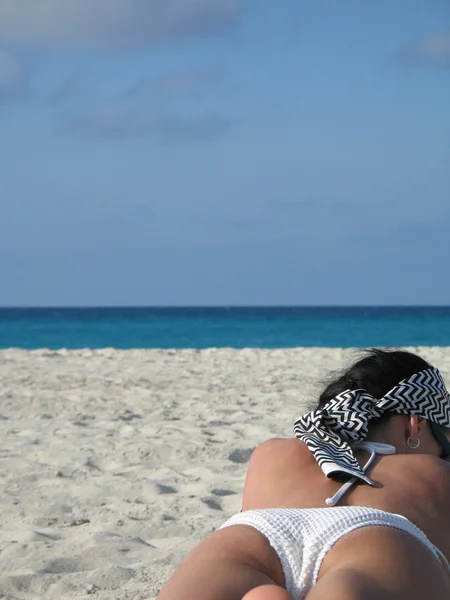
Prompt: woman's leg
<box><xmin>157</xmin><ymin>526</ymin><xmax>284</xmax><ymax>600</ymax></box>
<box><xmin>242</xmin><ymin>585</ymin><xmax>294</xmax><ymax>600</ymax></box>
<box><xmin>305</xmin><ymin>527</ymin><xmax>450</xmax><ymax>600</ymax></box>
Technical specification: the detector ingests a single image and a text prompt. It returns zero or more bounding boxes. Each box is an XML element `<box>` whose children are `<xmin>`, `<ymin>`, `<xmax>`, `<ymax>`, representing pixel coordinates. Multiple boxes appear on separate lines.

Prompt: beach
<box><xmin>1</xmin><ymin>346</ymin><xmax>449</xmax><ymax>600</ymax></box>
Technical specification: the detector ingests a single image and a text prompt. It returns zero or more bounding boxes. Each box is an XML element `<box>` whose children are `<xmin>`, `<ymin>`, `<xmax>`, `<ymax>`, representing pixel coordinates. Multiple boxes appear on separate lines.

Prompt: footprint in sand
<box><xmin>228</xmin><ymin>448</ymin><xmax>255</xmax><ymax>464</ymax></box>
<box><xmin>211</xmin><ymin>488</ymin><xmax>237</xmax><ymax>497</ymax></box>
<box><xmin>156</xmin><ymin>483</ymin><xmax>178</xmax><ymax>494</ymax></box>
<box><xmin>201</xmin><ymin>497</ymin><xmax>222</xmax><ymax>511</ymax></box>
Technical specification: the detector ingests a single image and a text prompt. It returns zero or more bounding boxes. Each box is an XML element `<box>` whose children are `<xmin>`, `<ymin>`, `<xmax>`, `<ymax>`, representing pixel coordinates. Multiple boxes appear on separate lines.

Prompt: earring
<box><xmin>407</xmin><ymin>437</ymin><xmax>420</xmax><ymax>449</ymax></box>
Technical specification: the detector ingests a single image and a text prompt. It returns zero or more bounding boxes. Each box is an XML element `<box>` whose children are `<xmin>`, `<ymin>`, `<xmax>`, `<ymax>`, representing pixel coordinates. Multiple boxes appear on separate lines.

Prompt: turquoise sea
<box><xmin>0</xmin><ymin>307</ymin><xmax>449</xmax><ymax>349</ymax></box>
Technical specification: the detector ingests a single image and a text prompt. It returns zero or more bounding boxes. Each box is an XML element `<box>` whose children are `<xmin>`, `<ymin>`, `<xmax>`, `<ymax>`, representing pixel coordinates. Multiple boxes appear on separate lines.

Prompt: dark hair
<box><xmin>317</xmin><ymin>348</ymin><xmax>431</xmax><ymax>410</ymax></box>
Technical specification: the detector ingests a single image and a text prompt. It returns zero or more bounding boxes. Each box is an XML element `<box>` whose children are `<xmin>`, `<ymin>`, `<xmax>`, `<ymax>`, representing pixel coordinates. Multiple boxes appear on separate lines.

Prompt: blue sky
<box><xmin>1</xmin><ymin>0</ymin><xmax>449</xmax><ymax>306</ymax></box>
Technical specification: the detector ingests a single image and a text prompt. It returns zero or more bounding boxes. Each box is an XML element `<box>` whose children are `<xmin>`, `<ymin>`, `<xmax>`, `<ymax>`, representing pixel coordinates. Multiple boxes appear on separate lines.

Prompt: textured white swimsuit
<box><xmin>220</xmin><ymin>506</ymin><xmax>447</xmax><ymax>599</ymax></box>
<box><xmin>219</xmin><ymin>442</ymin><xmax>449</xmax><ymax>599</ymax></box>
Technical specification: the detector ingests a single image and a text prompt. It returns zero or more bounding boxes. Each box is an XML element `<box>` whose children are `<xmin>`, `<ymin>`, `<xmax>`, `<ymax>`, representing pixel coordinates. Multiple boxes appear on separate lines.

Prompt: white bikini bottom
<box><xmin>219</xmin><ymin>506</ymin><xmax>448</xmax><ymax>600</ymax></box>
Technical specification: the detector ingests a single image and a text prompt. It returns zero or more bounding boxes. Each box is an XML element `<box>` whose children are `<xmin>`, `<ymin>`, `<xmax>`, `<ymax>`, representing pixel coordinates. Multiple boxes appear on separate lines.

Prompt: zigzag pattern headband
<box><xmin>293</xmin><ymin>367</ymin><xmax>450</xmax><ymax>485</ymax></box>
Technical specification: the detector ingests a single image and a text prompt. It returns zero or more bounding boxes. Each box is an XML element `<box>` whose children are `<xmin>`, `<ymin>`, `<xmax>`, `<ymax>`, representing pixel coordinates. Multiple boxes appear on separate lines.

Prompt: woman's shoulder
<box><xmin>380</xmin><ymin>452</ymin><xmax>450</xmax><ymax>484</ymax></box>
<box><xmin>242</xmin><ymin>437</ymin><xmax>314</xmax><ymax>510</ymax></box>
<box><xmin>396</xmin><ymin>454</ymin><xmax>450</xmax><ymax>499</ymax></box>
<box><xmin>248</xmin><ymin>437</ymin><xmax>310</xmax><ymax>472</ymax></box>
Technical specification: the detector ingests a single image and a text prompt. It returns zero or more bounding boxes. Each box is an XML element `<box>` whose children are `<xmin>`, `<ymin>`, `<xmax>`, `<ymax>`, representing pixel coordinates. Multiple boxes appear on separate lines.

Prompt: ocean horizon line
<box><xmin>1</xmin><ymin>306</ymin><xmax>449</xmax><ymax>349</ymax></box>
<box><xmin>1</xmin><ymin>305</ymin><xmax>450</xmax><ymax>310</ymax></box>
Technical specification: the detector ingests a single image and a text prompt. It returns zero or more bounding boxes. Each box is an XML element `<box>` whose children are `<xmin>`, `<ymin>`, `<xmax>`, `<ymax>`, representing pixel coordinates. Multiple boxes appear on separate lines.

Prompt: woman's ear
<box><xmin>408</xmin><ymin>415</ymin><xmax>423</xmax><ymax>440</ymax></box>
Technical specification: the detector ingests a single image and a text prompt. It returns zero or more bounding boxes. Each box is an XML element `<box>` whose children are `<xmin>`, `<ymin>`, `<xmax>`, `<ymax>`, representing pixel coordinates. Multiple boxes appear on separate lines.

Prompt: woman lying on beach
<box><xmin>157</xmin><ymin>349</ymin><xmax>450</xmax><ymax>600</ymax></box>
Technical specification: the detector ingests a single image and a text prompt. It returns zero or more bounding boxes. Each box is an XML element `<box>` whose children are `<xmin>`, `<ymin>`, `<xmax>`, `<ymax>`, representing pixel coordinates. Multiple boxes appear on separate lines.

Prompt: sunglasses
<box><xmin>430</xmin><ymin>422</ymin><xmax>450</xmax><ymax>460</ymax></box>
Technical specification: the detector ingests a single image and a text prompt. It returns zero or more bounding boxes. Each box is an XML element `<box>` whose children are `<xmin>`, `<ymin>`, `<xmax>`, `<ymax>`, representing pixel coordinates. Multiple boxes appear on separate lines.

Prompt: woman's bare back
<box><xmin>157</xmin><ymin>438</ymin><xmax>450</xmax><ymax>600</ymax></box>
<box><xmin>243</xmin><ymin>437</ymin><xmax>450</xmax><ymax>563</ymax></box>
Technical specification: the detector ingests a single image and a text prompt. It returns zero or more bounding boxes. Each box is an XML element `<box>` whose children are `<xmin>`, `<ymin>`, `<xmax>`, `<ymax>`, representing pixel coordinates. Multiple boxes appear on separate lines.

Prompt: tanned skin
<box><xmin>157</xmin><ymin>417</ymin><xmax>450</xmax><ymax>600</ymax></box>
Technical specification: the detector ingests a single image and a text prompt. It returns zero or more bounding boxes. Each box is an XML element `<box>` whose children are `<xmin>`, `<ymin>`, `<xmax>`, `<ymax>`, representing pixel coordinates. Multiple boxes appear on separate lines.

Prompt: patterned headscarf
<box><xmin>293</xmin><ymin>367</ymin><xmax>450</xmax><ymax>485</ymax></box>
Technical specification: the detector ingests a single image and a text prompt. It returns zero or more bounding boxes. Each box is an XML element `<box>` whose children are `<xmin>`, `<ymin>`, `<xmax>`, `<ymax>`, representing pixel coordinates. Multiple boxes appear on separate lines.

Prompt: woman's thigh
<box><xmin>157</xmin><ymin>525</ymin><xmax>285</xmax><ymax>600</ymax></box>
<box><xmin>307</xmin><ymin>527</ymin><xmax>450</xmax><ymax>600</ymax></box>
<box><xmin>243</xmin><ymin>585</ymin><xmax>294</xmax><ymax>600</ymax></box>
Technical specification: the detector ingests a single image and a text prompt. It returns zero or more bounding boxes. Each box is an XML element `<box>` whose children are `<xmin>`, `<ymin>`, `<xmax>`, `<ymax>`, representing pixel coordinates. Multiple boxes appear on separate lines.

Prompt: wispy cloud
<box><xmin>124</xmin><ymin>68</ymin><xmax>222</xmax><ymax>102</ymax></box>
<box><xmin>58</xmin><ymin>68</ymin><xmax>232</xmax><ymax>142</ymax></box>
<box><xmin>0</xmin><ymin>0</ymin><xmax>245</xmax><ymax>49</ymax></box>
<box><xmin>48</xmin><ymin>72</ymin><xmax>87</xmax><ymax>105</ymax></box>
<box><xmin>61</xmin><ymin>107</ymin><xmax>232</xmax><ymax>142</ymax></box>
<box><xmin>150</xmin><ymin>113</ymin><xmax>233</xmax><ymax>143</ymax></box>
<box><xmin>0</xmin><ymin>53</ymin><xmax>29</xmax><ymax>102</ymax></box>
<box><xmin>395</xmin><ymin>32</ymin><xmax>450</xmax><ymax>69</ymax></box>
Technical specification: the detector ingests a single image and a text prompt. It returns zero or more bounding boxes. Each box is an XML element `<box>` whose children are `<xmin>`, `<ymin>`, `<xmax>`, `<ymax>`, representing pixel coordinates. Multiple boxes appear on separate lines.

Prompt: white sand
<box><xmin>1</xmin><ymin>347</ymin><xmax>449</xmax><ymax>600</ymax></box>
